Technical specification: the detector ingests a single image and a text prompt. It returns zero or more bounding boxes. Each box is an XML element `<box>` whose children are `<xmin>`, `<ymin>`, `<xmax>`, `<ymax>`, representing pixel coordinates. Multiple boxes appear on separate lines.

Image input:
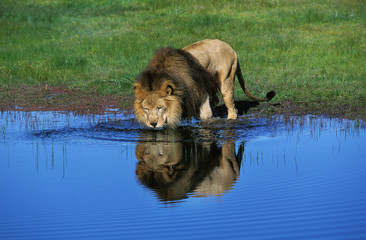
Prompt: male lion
<box><xmin>183</xmin><ymin>39</ymin><xmax>276</xmax><ymax>119</ymax></box>
<box><xmin>134</xmin><ymin>47</ymin><xmax>219</xmax><ymax>128</ymax></box>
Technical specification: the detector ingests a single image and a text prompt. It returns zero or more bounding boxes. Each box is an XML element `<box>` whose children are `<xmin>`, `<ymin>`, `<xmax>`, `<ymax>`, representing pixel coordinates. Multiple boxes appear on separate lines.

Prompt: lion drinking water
<box><xmin>134</xmin><ymin>39</ymin><xmax>275</xmax><ymax>128</ymax></box>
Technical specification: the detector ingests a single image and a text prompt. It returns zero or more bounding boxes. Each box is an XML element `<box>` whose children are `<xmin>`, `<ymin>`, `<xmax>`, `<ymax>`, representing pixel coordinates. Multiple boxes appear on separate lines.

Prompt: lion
<box><xmin>134</xmin><ymin>40</ymin><xmax>275</xmax><ymax>128</ymax></box>
<box><xmin>183</xmin><ymin>39</ymin><xmax>276</xmax><ymax>119</ymax></box>
<box><xmin>134</xmin><ymin>47</ymin><xmax>219</xmax><ymax>128</ymax></box>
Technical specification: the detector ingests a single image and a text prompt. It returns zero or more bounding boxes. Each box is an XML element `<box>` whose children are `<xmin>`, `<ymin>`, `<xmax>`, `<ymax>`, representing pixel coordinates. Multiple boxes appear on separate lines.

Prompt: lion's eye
<box><xmin>143</xmin><ymin>108</ymin><xmax>149</xmax><ymax>112</ymax></box>
<box><xmin>157</xmin><ymin>106</ymin><xmax>163</xmax><ymax>111</ymax></box>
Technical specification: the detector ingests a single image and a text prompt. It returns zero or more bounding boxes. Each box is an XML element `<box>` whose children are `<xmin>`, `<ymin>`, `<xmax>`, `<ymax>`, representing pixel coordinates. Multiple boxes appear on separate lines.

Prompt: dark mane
<box><xmin>135</xmin><ymin>47</ymin><xmax>219</xmax><ymax>118</ymax></box>
<box><xmin>135</xmin><ymin>70</ymin><xmax>173</xmax><ymax>92</ymax></box>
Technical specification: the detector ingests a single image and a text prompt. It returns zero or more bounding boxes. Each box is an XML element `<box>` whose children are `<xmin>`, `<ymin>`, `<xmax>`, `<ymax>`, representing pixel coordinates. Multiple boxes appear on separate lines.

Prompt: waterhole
<box><xmin>1</xmin><ymin>111</ymin><xmax>365</xmax><ymax>239</ymax></box>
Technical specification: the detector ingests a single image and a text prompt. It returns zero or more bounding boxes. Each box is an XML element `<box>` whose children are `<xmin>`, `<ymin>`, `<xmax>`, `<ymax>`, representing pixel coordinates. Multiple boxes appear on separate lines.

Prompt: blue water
<box><xmin>1</xmin><ymin>111</ymin><xmax>365</xmax><ymax>240</ymax></box>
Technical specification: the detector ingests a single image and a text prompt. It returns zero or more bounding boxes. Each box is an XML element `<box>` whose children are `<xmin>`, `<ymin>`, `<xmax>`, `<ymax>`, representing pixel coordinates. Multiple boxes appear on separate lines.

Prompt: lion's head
<box><xmin>134</xmin><ymin>72</ymin><xmax>183</xmax><ymax>129</ymax></box>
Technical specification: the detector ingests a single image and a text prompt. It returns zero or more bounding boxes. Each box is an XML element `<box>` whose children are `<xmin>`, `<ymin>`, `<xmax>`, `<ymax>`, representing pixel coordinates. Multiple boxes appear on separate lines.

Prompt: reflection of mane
<box><xmin>135</xmin><ymin>129</ymin><xmax>244</xmax><ymax>202</ymax></box>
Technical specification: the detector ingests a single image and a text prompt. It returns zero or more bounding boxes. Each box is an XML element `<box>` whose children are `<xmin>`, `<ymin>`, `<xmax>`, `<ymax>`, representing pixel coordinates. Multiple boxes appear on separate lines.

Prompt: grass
<box><xmin>0</xmin><ymin>0</ymin><xmax>365</xmax><ymax>118</ymax></box>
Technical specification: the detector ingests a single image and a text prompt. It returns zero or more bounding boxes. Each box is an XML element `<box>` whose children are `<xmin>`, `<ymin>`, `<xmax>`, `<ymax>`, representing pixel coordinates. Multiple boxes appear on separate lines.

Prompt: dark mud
<box><xmin>0</xmin><ymin>85</ymin><xmax>134</xmax><ymax>114</ymax></box>
<box><xmin>1</xmin><ymin>85</ymin><xmax>365</xmax><ymax>120</ymax></box>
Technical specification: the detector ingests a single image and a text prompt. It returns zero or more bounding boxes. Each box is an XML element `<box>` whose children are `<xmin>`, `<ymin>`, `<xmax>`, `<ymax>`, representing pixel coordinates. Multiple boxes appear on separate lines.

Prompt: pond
<box><xmin>1</xmin><ymin>111</ymin><xmax>365</xmax><ymax>240</ymax></box>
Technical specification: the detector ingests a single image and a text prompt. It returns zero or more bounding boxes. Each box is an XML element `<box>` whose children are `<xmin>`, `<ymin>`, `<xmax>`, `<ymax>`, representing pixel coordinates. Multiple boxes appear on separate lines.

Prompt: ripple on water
<box><xmin>0</xmin><ymin>111</ymin><xmax>365</xmax><ymax>240</ymax></box>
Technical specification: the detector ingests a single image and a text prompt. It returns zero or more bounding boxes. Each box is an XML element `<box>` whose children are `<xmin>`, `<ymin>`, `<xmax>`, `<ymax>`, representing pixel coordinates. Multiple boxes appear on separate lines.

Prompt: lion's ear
<box><xmin>166</xmin><ymin>85</ymin><xmax>173</xmax><ymax>96</ymax></box>
<box><xmin>159</xmin><ymin>81</ymin><xmax>175</xmax><ymax>97</ymax></box>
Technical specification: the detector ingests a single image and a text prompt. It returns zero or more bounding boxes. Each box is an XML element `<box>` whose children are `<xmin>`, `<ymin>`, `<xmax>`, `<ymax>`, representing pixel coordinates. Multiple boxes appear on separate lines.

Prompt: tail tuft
<box><xmin>266</xmin><ymin>91</ymin><xmax>276</xmax><ymax>101</ymax></box>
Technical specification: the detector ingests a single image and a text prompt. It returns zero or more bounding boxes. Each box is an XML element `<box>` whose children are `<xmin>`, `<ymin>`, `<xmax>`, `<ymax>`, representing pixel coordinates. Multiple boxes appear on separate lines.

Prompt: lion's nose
<box><xmin>150</xmin><ymin>122</ymin><xmax>157</xmax><ymax>128</ymax></box>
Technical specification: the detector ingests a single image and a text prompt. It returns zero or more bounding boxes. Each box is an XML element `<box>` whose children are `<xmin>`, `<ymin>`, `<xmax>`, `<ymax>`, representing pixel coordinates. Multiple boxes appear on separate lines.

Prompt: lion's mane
<box><xmin>134</xmin><ymin>47</ymin><xmax>219</xmax><ymax>128</ymax></box>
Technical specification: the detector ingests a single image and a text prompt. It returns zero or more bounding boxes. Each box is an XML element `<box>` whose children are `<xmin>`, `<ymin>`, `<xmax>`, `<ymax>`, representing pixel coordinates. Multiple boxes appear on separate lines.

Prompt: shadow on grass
<box><xmin>213</xmin><ymin>100</ymin><xmax>259</xmax><ymax>118</ymax></box>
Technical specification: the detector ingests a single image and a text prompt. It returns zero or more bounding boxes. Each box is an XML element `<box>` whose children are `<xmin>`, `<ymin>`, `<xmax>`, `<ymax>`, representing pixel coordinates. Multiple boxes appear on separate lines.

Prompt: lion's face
<box><xmin>134</xmin><ymin>81</ymin><xmax>183</xmax><ymax>129</ymax></box>
<box><xmin>139</xmin><ymin>93</ymin><xmax>168</xmax><ymax>128</ymax></box>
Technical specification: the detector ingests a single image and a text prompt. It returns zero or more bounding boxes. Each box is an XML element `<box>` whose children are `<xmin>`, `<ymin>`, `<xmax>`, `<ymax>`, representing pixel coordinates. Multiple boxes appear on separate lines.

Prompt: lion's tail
<box><xmin>236</xmin><ymin>62</ymin><xmax>276</xmax><ymax>102</ymax></box>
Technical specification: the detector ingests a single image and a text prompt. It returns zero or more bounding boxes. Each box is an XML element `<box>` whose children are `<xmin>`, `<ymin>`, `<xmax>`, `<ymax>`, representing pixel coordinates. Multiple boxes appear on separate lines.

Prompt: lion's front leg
<box><xmin>199</xmin><ymin>94</ymin><xmax>213</xmax><ymax>120</ymax></box>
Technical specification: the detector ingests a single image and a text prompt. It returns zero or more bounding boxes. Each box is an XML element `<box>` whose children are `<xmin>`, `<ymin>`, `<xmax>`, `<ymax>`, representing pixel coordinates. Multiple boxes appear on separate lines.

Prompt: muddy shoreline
<box><xmin>1</xmin><ymin>85</ymin><xmax>365</xmax><ymax>121</ymax></box>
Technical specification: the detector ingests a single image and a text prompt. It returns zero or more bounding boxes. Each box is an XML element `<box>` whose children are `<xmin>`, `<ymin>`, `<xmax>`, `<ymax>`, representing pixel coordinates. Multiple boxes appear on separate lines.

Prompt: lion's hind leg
<box><xmin>219</xmin><ymin>61</ymin><xmax>238</xmax><ymax>120</ymax></box>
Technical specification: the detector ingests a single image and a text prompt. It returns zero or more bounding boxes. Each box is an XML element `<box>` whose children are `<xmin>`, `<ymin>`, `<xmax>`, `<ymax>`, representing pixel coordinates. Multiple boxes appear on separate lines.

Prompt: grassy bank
<box><xmin>0</xmin><ymin>0</ymin><xmax>365</xmax><ymax>118</ymax></box>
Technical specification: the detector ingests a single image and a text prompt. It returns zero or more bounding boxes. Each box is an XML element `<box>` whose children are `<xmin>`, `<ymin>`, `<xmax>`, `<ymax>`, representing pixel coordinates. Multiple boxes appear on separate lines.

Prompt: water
<box><xmin>1</xmin><ymin>111</ymin><xmax>365</xmax><ymax>240</ymax></box>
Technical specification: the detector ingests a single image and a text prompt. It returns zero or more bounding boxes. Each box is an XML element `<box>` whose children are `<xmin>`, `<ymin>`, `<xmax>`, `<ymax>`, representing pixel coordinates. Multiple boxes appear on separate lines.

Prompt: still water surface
<box><xmin>1</xmin><ymin>111</ymin><xmax>365</xmax><ymax>239</ymax></box>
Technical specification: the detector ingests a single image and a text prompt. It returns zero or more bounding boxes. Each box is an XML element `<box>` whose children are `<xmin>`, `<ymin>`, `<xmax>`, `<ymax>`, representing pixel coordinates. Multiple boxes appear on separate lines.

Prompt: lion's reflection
<box><xmin>135</xmin><ymin>129</ymin><xmax>244</xmax><ymax>202</ymax></box>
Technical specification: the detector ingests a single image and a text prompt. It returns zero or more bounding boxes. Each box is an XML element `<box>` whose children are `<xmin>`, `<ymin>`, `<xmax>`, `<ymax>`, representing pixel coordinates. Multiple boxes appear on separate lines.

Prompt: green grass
<box><xmin>0</xmin><ymin>0</ymin><xmax>365</xmax><ymax>116</ymax></box>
